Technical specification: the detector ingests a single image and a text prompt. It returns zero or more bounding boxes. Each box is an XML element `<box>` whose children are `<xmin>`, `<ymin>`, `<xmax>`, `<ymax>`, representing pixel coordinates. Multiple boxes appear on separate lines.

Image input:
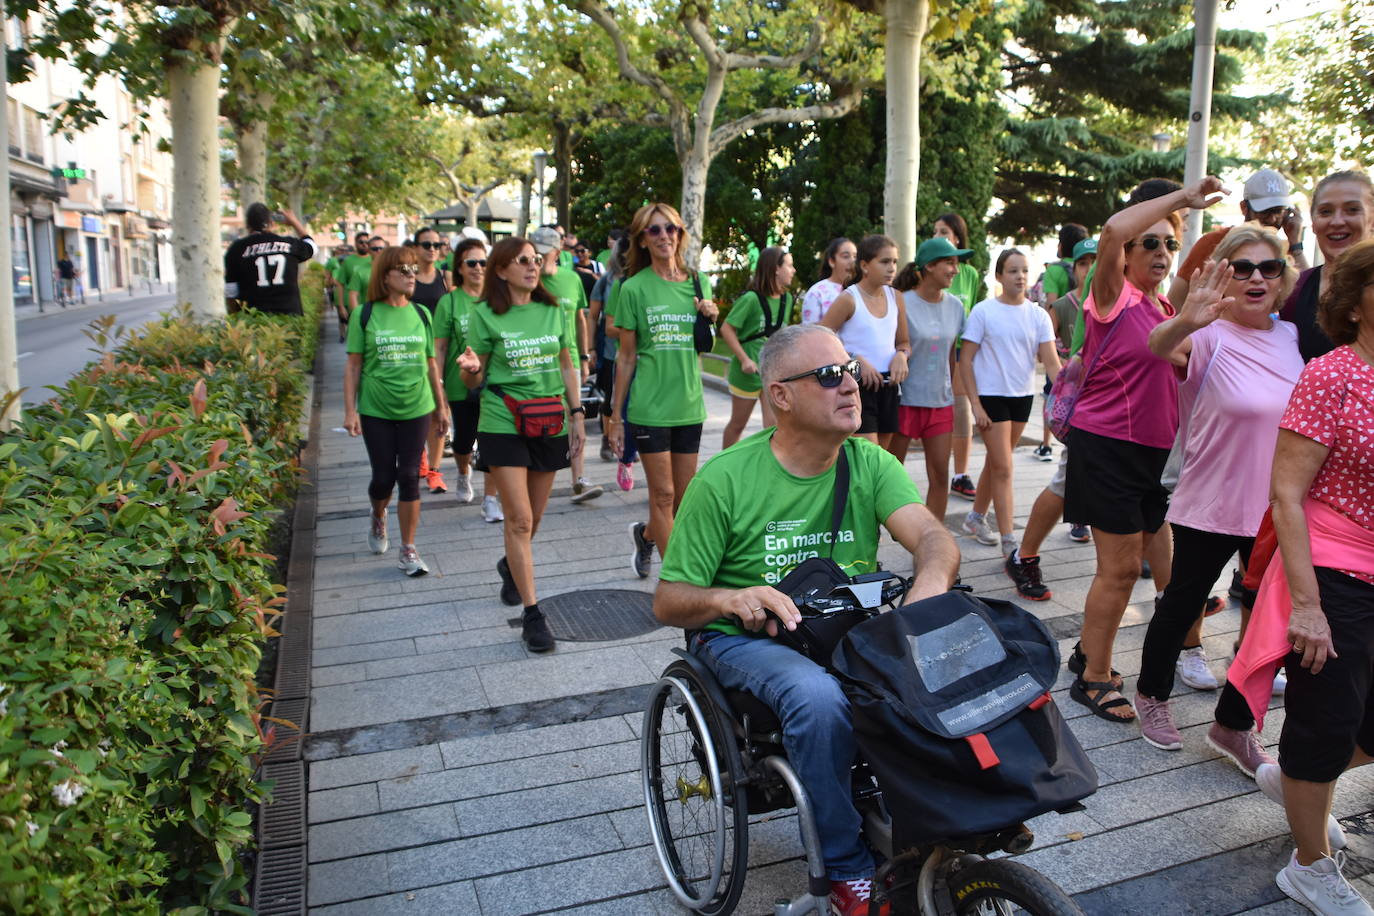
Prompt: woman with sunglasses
<box><xmin>1131</xmin><ymin>226</ymin><xmax>1303</xmax><ymax>755</ymax></box>
<box><xmin>720</xmin><ymin>246</ymin><xmax>796</xmax><ymax>448</ymax></box>
<box><xmin>609</xmin><ymin>203</ymin><xmax>718</xmax><ymax>578</ymax></box>
<box><xmin>455</xmin><ymin>237</ymin><xmax>587</xmax><ymax>653</ymax></box>
<box><xmin>801</xmin><ymin>237</ymin><xmax>855</xmax><ymax>324</ymax></box>
<box><xmin>1063</xmin><ymin>176</ymin><xmax>1227</xmax><ymax>724</ymax></box>
<box><xmin>410</xmin><ymin>227</ymin><xmax>452</xmax><ymax>497</ymax></box>
<box><xmin>819</xmin><ymin>234</ymin><xmax>911</xmax><ymax>451</ymax></box>
<box><xmin>343</xmin><ymin>245</ymin><xmax>450</xmax><ymax>578</ymax></box>
<box><xmin>434</xmin><ymin>238</ymin><xmax>503</xmax><ymax>519</ymax></box>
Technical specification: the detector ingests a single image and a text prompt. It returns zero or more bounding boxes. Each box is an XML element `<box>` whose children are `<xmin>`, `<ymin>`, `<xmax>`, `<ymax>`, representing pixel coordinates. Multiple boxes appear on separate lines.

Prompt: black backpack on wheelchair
<box><xmin>831</xmin><ymin>590</ymin><xmax>1098</xmax><ymax>851</ymax></box>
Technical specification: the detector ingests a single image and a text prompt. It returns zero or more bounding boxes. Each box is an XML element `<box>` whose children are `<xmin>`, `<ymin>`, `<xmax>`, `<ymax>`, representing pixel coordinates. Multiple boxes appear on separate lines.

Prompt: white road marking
<box><xmin>16</xmin><ymin>351</ymin><xmax>33</xmax><ymax>359</ymax></box>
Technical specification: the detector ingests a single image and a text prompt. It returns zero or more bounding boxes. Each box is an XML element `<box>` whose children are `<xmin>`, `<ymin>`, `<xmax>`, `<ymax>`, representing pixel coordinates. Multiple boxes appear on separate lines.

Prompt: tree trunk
<box><xmin>286</xmin><ymin>187</ymin><xmax>305</xmax><ymax>216</ymax></box>
<box><xmin>553</xmin><ymin>119</ymin><xmax>572</xmax><ymax>230</ymax></box>
<box><xmin>883</xmin><ymin>0</ymin><xmax>929</xmax><ymax>264</ymax></box>
<box><xmin>466</xmin><ymin>197</ymin><xmax>480</xmax><ymax>233</ymax></box>
<box><xmin>517</xmin><ymin>172</ymin><xmax>532</xmax><ymax>237</ymax></box>
<box><xmin>169</xmin><ymin>53</ymin><xmax>225</xmax><ymax>319</ymax></box>
<box><xmin>679</xmin><ymin>152</ymin><xmax>709</xmax><ymax>270</ymax></box>
<box><xmin>236</xmin><ymin>92</ymin><xmax>273</xmax><ymax>212</ymax></box>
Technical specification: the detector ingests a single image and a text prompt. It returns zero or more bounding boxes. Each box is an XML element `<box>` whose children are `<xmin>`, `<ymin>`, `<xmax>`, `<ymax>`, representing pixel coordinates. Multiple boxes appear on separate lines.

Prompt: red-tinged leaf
<box><xmin>207</xmin><ymin>438</ymin><xmax>228</xmax><ymax>466</ymax></box>
<box><xmin>209</xmin><ymin>498</ymin><xmax>249</xmax><ymax>532</ymax></box>
<box><xmin>131</xmin><ymin>425</ymin><xmax>179</xmax><ymax>453</ymax></box>
<box><xmin>240</xmin><ymin>423</ymin><xmax>253</xmax><ymax>446</ymax></box>
<box><xmin>166</xmin><ymin>459</ymin><xmax>187</xmax><ymax>488</ymax></box>
<box><xmin>189</xmin><ymin>378</ymin><xmax>207</xmax><ymax>419</ymax></box>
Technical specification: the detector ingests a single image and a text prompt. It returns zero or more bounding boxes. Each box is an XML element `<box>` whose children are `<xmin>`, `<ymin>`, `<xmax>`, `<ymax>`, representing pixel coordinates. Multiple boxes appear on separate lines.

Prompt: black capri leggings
<box><xmin>360</xmin><ymin>413</ymin><xmax>430</xmax><ymax>502</ymax></box>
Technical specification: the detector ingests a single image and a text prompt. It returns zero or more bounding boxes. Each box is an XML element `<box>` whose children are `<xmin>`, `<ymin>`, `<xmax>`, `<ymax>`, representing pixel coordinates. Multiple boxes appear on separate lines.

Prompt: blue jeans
<box><xmin>692</xmin><ymin>630</ymin><xmax>871</xmax><ymax>880</ymax></box>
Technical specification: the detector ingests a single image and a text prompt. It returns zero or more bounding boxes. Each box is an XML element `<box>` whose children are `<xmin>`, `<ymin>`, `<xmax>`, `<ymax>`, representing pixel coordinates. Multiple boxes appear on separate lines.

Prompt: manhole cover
<box><xmin>508</xmin><ymin>589</ymin><xmax>660</xmax><ymax>642</ymax></box>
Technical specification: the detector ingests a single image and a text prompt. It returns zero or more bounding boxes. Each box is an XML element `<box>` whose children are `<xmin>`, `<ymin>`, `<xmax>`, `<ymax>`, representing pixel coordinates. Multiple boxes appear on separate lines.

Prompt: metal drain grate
<box><xmin>259</xmin><ymin>759</ymin><xmax>306</xmax><ymax>849</ymax></box>
<box><xmin>273</xmin><ymin>626</ymin><xmax>311</xmax><ymax>700</ymax></box>
<box><xmin>507</xmin><ymin>588</ymin><xmax>660</xmax><ymax>642</ymax></box>
<box><xmin>254</xmin><ymin>842</ymin><xmax>305</xmax><ymax>916</ymax></box>
<box><xmin>264</xmin><ymin>698</ymin><xmax>306</xmax><ymax>761</ymax></box>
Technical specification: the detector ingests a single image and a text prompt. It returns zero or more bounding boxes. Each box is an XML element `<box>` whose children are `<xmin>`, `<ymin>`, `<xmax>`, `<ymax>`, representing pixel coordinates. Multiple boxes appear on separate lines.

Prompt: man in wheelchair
<box><xmin>654</xmin><ymin>324</ymin><xmax>960</xmax><ymax>916</ymax></box>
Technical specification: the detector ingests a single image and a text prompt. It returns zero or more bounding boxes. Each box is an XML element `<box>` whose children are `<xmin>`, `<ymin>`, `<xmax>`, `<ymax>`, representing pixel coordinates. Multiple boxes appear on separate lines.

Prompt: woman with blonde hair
<box><xmin>608</xmin><ymin>203</ymin><xmax>718</xmax><ymax>577</ymax></box>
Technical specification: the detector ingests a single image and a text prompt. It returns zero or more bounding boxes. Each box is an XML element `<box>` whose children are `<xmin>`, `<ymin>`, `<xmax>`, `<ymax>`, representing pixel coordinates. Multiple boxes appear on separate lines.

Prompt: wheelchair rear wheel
<box><xmin>642</xmin><ymin>664</ymin><xmax>749</xmax><ymax>915</ymax></box>
<box><xmin>945</xmin><ymin>858</ymin><xmax>1083</xmax><ymax>915</ymax></box>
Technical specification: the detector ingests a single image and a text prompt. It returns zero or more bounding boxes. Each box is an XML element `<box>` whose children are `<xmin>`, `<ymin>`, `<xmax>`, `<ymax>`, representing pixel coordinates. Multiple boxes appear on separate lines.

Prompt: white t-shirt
<box><xmin>961</xmin><ymin>297</ymin><xmax>1055</xmax><ymax>397</ymax></box>
<box><xmin>801</xmin><ymin>279</ymin><xmax>843</xmax><ymax>324</ymax></box>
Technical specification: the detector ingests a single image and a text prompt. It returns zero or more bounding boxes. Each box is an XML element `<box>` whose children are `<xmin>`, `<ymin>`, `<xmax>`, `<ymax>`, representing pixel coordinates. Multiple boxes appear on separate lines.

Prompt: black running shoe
<box><xmin>1228</xmin><ymin>568</ymin><xmax>1245</xmax><ymax>601</ymax></box>
<box><xmin>521</xmin><ymin>607</ymin><xmax>555</xmax><ymax>652</ymax></box>
<box><xmin>630</xmin><ymin>521</ymin><xmax>654</xmax><ymax>579</ymax></box>
<box><xmin>1005</xmin><ymin>553</ymin><xmax>1051</xmax><ymax>601</ymax></box>
<box><xmin>496</xmin><ymin>556</ymin><xmax>521</xmax><ymax>606</ymax></box>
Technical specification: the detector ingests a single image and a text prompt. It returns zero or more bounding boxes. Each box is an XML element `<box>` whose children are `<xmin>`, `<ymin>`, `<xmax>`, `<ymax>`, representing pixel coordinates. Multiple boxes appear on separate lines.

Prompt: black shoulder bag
<box><xmin>691</xmin><ymin>272</ymin><xmax>715</xmax><ymax>354</ymax></box>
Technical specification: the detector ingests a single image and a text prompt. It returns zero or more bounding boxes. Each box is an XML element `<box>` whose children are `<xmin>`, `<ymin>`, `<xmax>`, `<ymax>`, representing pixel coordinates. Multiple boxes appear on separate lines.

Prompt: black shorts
<box><xmin>631</xmin><ymin>422</ymin><xmax>703</xmax><ymax>454</ymax></box>
<box><xmin>1063</xmin><ymin>427</ymin><xmax>1170</xmax><ymax>535</ymax></box>
<box><xmin>978</xmin><ymin>394</ymin><xmax>1034</xmax><ymax>424</ymax></box>
<box><xmin>449</xmin><ymin>398</ymin><xmax>481</xmax><ymax>456</ymax></box>
<box><xmin>1279</xmin><ymin>567</ymin><xmax>1374</xmax><ymax>782</ymax></box>
<box><xmin>858</xmin><ymin>380</ymin><xmax>899</xmax><ymax>435</ymax></box>
<box><xmin>475</xmin><ymin>431</ymin><xmax>571</xmax><ymax>473</ymax></box>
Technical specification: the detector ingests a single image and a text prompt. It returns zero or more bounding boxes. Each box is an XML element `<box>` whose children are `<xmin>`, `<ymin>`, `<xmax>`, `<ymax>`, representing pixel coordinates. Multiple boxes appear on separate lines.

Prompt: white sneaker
<box><xmin>454</xmin><ymin>473</ymin><xmax>475</xmax><ymax>504</ymax></box>
<box><xmin>1177</xmin><ymin>645</ymin><xmax>1219</xmax><ymax>690</ymax></box>
<box><xmin>1256</xmin><ymin>764</ymin><xmax>1347</xmax><ymax>851</ymax></box>
<box><xmin>481</xmin><ymin>495</ymin><xmax>504</xmax><ymax>524</ymax></box>
<box><xmin>1277</xmin><ymin>850</ymin><xmax>1372</xmax><ymax>915</ymax></box>
<box><xmin>367</xmin><ymin>510</ymin><xmax>388</xmax><ymax>554</ymax></box>
<box><xmin>961</xmin><ymin>511</ymin><xmax>998</xmax><ymax>546</ymax></box>
<box><xmin>398</xmin><ymin>545</ymin><xmax>429</xmax><ymax>577</ymax></box>
<box><xmin>570</xmin><ymin>477</ymin><xmax>604</xmax><ymax>504</ymax></box>
<box><xmin>1273</xmin><ymin>667</ymin><xmax>1288</xmax><ymax>696</ymax></box>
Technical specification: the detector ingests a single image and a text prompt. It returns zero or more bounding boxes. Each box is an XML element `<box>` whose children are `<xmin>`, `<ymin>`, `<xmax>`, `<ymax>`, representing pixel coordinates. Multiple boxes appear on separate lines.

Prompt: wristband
<box><xmin>1289</xmin><ymin>243</ymin><xmax>1304</xmax><ymax>253</ymax></box>
<box><xmin>570</xmin><ymin>405</ymin><xmax>586</xmax><ymax>416</ymax></box>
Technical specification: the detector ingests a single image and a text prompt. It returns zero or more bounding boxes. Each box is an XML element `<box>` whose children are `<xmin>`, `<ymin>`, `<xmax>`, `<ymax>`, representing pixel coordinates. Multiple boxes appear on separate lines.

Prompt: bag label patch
<box><xmin>907</xmin><ymin>613</ymin><xmax>1008</xmax><ymax>691</ymax></box>
<box><xmin>935</xmin><ymin>673</ymin><xmax>1043</xmax><ymax>735</ymax></box>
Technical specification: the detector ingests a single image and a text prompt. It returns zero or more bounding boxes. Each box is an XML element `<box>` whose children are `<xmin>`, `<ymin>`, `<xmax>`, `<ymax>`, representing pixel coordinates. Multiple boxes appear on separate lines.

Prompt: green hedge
<box><xmin>0</xmin><ymin>274</ymin><xmax>321</xmax><ymax>913</ymax></box>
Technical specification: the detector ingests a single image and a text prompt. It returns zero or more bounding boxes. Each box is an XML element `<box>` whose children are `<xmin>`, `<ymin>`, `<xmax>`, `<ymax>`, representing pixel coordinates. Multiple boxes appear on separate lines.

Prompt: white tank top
<box><xmin>837</xmin><ymin>284</ymin><xmax>899</xmax><ymax>369</ymax></box>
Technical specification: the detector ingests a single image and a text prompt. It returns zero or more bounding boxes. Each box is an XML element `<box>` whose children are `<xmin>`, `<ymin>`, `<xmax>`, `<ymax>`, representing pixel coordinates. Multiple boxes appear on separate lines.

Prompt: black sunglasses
<box><xmin>645</xmin><ymin>223</ymin><xmax>681</xmax><ymax>238</ymax></box>
<box><xmin>1230</xmin><ymin>258</ymin><xmax>1285</xmax><ymax>280</ymax></box>
<box><xmin>368</xmin><ymin>244</ymin><xmax>386</xmax><ymax>252</ymax></box>
<box><xmin>417</xmin><ymin>241</ymin><xmax>444</xmax><ymax>250</ymax></box>
<box><xmin>778</xmin><ymin>359</ymin><xmax>860</xmax><ymax>389</ymax></box>
<box><xmin>462</xmin><ymin>258</ymin><xmax>487</xmax><ymax>268</ymax></box>
<box><xmin>1135</xmin><ymin>236</ymin><xmax>1181</xmax><ymax>253</ymax></box>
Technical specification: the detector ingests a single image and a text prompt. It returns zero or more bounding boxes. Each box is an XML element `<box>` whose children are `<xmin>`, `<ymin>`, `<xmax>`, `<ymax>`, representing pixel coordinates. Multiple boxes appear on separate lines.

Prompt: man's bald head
<box><xmin>759</xmin><ymin>324</ymin><xmax>844</xmax><ymax>388</ymax></box>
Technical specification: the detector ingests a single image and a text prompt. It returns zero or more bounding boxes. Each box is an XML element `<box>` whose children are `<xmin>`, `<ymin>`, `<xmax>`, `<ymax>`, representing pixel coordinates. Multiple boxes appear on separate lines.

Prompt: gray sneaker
<box><xmin>1256</xmin><ymin>764</ymin><xmax>1347</xmax><ymax>851</ymax></box>
<box><xmin>961</xmin><ymin>511</ymin><xmax>998</xmax><ymax>546</ymax></box>
<box><xmin>368</xmin><ymin>511</ymin><xmax>388</xmax><ymax>555</ymax></box>
<box><xmin>454</xmin><ymin>473</ymin><xmax>475</xmax><ymax>504</ymax></box>
<box><xmin>571</xmin><ymin>477</ymin><xmax>604</xmax><ymax>504</ymax></box>
<box><xmin>481</xmin><ymin>494</ymin><xmax>504</xmax><ymax>524</ymax></box>
<box><xmin>1135</xmin><ymin>692</ymin><xmax>1182</xmax><ymax>751</ymax></box>
<box><xmin>1277</xmin><ymin>851</ymin><xmax>1372</xmax><ymax>915</ymax></box>
<box><xmin>630</xmin><ymin>521</ymin><xmax>654</xmax><ymax>579</ymax></box>
<box><xmin>398</xmin><ymin>545</ymin><xmax>429</xmax><ymax>577</ymax></box>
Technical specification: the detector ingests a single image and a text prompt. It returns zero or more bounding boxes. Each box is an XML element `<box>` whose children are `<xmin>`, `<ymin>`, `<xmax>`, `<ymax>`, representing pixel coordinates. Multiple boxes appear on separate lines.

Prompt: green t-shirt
<box><xmin>541</xmin><ymin>267</ymin><xmax>589</xmax><ymax>356</ymax></box>
<box><xmin>433</xmin><ymin>288</ymin><xmax>480</xmax><ymax>396</ymax></box>
<box><xmin>596</xmin><ymin>248</ymin><xmax>612</xmax><ymax>266</ymax></box>
<box><xmin>468</xmin><ymin>300</ymin><xmax>571</xmax><ymax>436</ymax></box>
<box><xmin>724</xmin><ymin>290</ymin><xmax>783</xmax><ymax>393</ymax></box>
<box><xmin>1039</xmin><ymin>260</ymin><xmax>1073</xmax><ymax>304</ymax></box>
<box><xmin>346</xmin><ymin>302</ymin><xmax>436</xmax><ymax>421</ymax></box>
<box><xmin>661</xmin><ymin>434</ymin><xmax>923</xmax><ymax>636</ymax></box>
<box><xmin>615</xmin><ymin>268</ymin><xmax>711</xmax><ymax>427</ymax></box>
<box><xmin>949</xmin><ymin>262</ymin><xmax>981</xmax><ymax>315</ymax></box>
<box><xmin>343</xmin><ymin>255</ymin><xmax>372</xmax><ymax>298</ymax></box>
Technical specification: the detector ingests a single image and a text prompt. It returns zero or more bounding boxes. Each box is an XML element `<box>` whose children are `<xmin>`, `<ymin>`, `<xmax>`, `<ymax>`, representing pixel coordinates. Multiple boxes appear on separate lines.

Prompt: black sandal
<box><xmin>1070</xmin><ymin>677</ymin><xmax>1136</xmax><ymax>722</ymax></box>
<box><xmin>1067</xmin><ymin>642</ymin><xmax>1122</xmax><ymax>690</ymax></box>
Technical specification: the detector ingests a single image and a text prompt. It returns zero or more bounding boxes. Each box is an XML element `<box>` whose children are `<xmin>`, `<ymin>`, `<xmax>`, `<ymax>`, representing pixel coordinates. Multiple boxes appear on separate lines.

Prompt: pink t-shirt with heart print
<box><xmin>1280</xmin><ymin>345</ymin><xmax>1374</xmax><ymax>538</ymax></box>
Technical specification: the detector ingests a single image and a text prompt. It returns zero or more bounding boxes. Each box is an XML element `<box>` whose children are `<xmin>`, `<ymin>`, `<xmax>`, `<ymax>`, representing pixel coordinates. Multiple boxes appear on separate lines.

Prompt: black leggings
<box><xmin>360</xmin><ymin>413</ymin><xmax>430</xmax><ymax>502</ymax></box>
<box><xmin>1137</xmin><ymin>523</ymin><xmax>1253</xmax><ymax>701</ymax></box>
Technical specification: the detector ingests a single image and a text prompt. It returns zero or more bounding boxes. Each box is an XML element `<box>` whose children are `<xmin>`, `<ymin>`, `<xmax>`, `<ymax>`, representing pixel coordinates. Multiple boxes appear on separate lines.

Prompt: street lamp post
<box><xmin>532</xmin><ymin>150</ymin><xmax>548</xmax><ymax>229</ymax></box>
<box><xmin>1182</xmin><ymin>0</ymin><xmax>1219</xmax><ymax>251</ymax></box>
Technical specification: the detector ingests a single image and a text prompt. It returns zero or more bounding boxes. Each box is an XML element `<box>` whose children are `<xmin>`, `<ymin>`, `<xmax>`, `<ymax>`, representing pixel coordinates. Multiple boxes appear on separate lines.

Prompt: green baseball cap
<box><xmin>1072</xmin><ymin>238</ymin><xmax>1098</xmax><ymax>262</ymax></box>
<box><xmin>916</xmin><ymin>237</ymin><xmax>973</xmax><ymax>267</ymax></box>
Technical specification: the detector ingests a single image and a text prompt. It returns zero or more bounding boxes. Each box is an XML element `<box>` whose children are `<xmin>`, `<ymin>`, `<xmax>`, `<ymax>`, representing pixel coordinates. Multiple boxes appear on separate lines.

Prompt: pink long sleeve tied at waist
<box><xmin>1228</xmin><ymin>498</ymin><xmax>1374</xmax><ymax>731</ymax></box>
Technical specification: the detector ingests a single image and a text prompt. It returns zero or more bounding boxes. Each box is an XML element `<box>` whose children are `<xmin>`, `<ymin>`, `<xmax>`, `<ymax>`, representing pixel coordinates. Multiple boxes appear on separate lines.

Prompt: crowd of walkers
<box><xmin>298</xmin><ymin>162</ymin><xmax>1374</xmax><ymax>915</ymax></box>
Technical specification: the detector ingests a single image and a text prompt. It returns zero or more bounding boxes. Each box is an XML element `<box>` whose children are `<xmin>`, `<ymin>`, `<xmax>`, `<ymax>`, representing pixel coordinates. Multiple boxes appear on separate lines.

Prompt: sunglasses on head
<box><xmin>1135</xmin><ymin>236</ymin><xmax>1181</xmax><ymax>253</ymax></box>
<box><xmin>1230</xmin><ymin>258</ymin><xmax>1285</xmax><ymax>280</ymax></box>
<box><xmin>416</xmin><ymin>241</ymin><xmax>444</xmax><ymax>251</ymax></box>
<box><xmin>512</xmin><ymin>254</ymin><xmax>539</xmax><ymax>266</ymax></box>
<box><xmin>778</xmin><ymin>359</ymin><xmax>860</xmax><ymax>389</ymax></box>
<box><xmin>392</xmin><ymin>264</ymin><xmax>418</xmax><ymax>277</ymax></box>
<box><xmin>463</xmin><ymin>258</ymin><xmax>487</xmax><ymax>268</ymax></box>
<box><xmin>645</xmin><ymin>223</ymin><xmax>681</xmax><ymax>238</ymax></box>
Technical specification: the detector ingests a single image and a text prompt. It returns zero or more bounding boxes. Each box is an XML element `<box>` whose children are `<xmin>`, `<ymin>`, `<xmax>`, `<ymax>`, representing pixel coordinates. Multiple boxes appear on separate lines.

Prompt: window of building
<box><xmin>11</xmin><ymin>216</ymin><xmax>31</xmax><ymax>303</ymax></box>
<box><xmin>6</xmin><ymin>98</ymin><xmax>18</xmax><ymax>157</ymax></box>
<box><xmin>22</xmin><ymin>106</ymin><xmax>42</xmax><ymax>164</ymax></box>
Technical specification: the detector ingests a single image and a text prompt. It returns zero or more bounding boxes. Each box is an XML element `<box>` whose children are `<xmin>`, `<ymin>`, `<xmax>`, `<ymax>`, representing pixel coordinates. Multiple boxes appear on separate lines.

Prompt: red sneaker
<box><xmin>829</xmin><ymin>877</ymin><xmax>889</xmax><ymax>916</ymax></box>
<box><xmin>426</xmin><ymin>470</ymin><xmax>447</xmax><ymax>494</ymax></box>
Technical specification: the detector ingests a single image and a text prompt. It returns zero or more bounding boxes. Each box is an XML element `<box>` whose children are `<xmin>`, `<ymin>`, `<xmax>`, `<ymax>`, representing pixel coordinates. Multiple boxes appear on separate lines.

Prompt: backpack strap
<box><xmin>361</xmin><ymin>301</ymin><xmax>431</xmax><ymax>333</ymax></box>
<box><xmin>828</xmin><ymin>443</ymin><xmax>850</xmax><ymax>559</ymax></box>
<box><xmin>741</xmin><ymin>291</ymin><xmax>790</xmax><ymax>343</ymax></box>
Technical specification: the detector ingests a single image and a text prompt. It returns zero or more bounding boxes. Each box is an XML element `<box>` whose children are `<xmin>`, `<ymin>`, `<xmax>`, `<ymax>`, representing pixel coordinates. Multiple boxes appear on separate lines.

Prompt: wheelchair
<box><xmin>641</xmin><ymin>573</ymin><xmax>1085</xmax><ymax>916</ymax></box>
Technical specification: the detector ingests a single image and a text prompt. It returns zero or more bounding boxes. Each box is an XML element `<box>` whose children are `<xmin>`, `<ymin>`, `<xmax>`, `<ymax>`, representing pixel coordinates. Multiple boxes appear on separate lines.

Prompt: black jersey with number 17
<box><xmin>224</xmin><ymin>232</ymin><xmax>319</xmax><ymax>315</ymax></box>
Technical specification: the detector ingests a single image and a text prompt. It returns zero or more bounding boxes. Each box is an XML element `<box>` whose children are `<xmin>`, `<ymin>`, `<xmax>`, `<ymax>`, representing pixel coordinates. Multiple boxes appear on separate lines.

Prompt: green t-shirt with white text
<box><xmin>346</xmin><ymin>302</ymin><xmax>435</xmax><ymax>420</ymax></box>
<box><xmin>724</xmin><ymin>290</ymin><xmax>783</xmax><ymax>393</ymax></box>
<box><xmin>615</xmin><ymin>268</ymin><xmax>711</xmax><ymax>427</ymax></box>
<box><xmin>661</xmin><ymin>434</ymin><xmax>922</xmax><ymax>635</ymax></box>
<box><xmin>433</xmin><ymin>288</ymin><xmax>480</xmax><ymax>396</ymax></box>
<box><xmin>468</xmin><ymin>300</ymin><xmax>571</xmax><ymax>436</ymax></box>
<box><xmin>541</xmin><ymin>266</ymin><xmax>589</xmax><ymax>356</ymax></box>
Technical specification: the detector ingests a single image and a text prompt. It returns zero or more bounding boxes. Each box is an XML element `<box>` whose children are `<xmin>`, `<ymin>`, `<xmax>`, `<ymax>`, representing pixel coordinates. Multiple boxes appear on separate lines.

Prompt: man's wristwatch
<box><xmin>570</xmin><ymin>405</ymin><xmax>586</xmax><ymax>416</ymax></box>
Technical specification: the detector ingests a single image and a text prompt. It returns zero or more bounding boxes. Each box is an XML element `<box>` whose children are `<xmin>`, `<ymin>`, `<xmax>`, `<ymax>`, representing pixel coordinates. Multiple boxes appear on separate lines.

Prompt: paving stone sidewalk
<box><xmin>300</xmin><ymin>339</ymin><xmax>1373</xmax><ymax>915</ymax></box>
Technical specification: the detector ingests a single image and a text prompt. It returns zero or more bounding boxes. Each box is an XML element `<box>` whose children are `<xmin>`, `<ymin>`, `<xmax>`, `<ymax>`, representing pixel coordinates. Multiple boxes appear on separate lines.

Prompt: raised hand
<box><xmin>1182</xmin><ymin>176</ymin><xmax>1229</xmax><ymax>210</ymax></box>
<box><xmin>1180</xmin><ymin>258</ymin><xmax>1236</xmax><ymax>329</ymax></box>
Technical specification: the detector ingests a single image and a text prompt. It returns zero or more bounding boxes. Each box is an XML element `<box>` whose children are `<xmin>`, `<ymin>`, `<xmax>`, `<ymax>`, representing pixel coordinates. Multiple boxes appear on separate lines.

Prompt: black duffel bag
<box><xmin>832</xmin><ymin>590</ymin><xmax>1096</xmax><ymax>850</ymax></box>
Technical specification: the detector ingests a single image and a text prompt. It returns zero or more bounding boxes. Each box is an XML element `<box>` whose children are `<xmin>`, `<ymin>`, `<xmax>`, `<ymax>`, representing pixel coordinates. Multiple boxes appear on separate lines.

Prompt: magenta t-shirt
<box><xmin>1168</xmin><ymin>320</ymin><xmax>1304</xmax><ymax>536</ymax></box>
<box><xmin>1070</xmin><ymin>280</ymin><xmax>1179</xmax><ymax>449</ymax></box>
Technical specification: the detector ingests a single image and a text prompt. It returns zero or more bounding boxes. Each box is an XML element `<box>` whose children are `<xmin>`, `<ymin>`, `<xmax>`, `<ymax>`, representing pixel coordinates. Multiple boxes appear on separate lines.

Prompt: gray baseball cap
<box><xmin>1243</xmin><ymin>168</ymin><xmax>1291</xmax><ymax>212</ymax></box>
<box><xmin>530</xmin><ymin>226</ymin><xmax>562</xmax><ymax>255</ymax></box>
